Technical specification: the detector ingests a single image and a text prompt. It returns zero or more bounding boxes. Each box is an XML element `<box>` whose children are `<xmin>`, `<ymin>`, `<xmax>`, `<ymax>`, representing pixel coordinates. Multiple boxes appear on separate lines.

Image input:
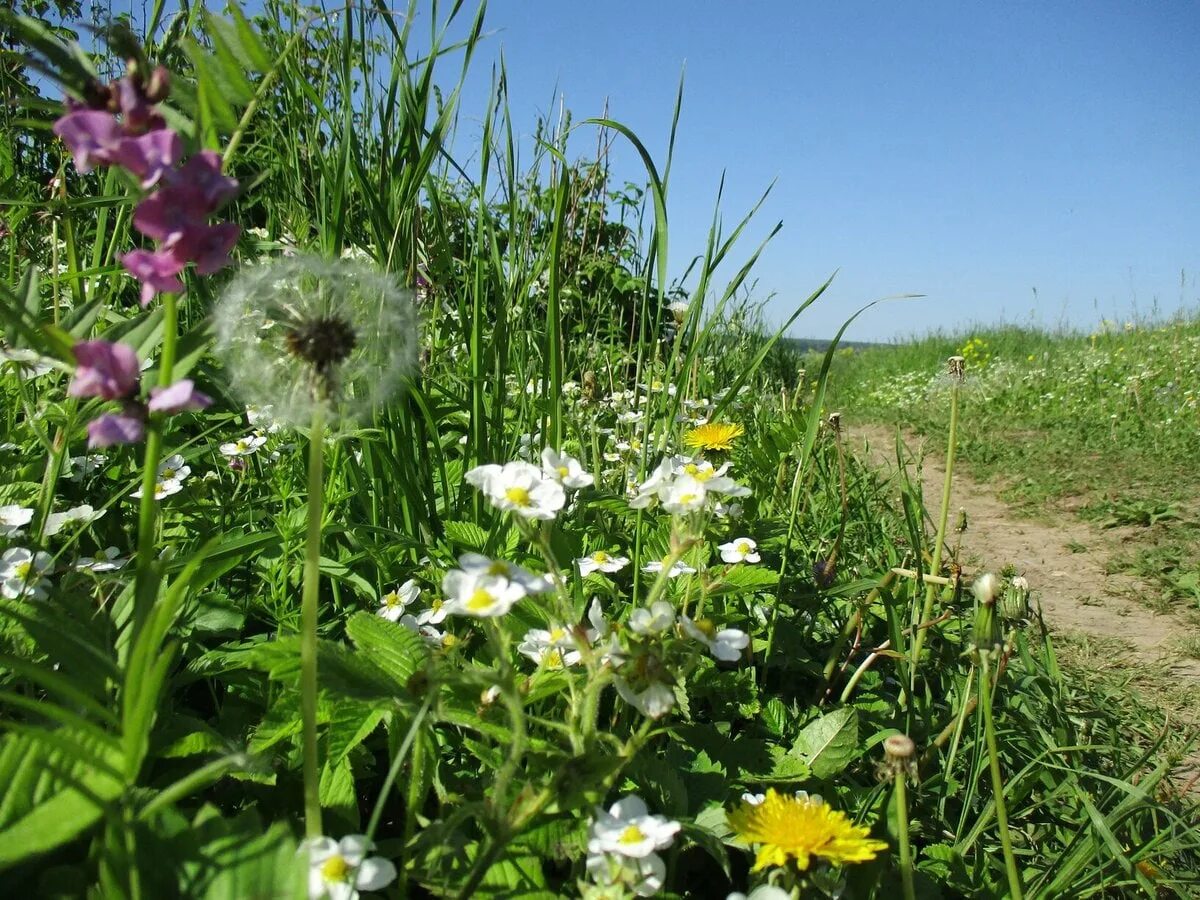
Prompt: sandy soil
<box><xmin>851</xmin><ymin>422</ymin><xmax>1200</xmax><ymax>789</ymax></box>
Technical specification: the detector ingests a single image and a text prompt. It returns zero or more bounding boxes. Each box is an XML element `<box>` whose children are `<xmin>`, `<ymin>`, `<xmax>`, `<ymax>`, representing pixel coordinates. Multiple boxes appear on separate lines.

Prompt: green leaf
<box><xmin>790</xmin><ymin>707</ymin><xmax>858</xmax><ymax>780</ymax></box>
<box><xmin>345</xmin><ymin>612</ymin><xmax>431</xmax><ymax>688</ymax></box>
<box><xmin>442</xmin><ymin>519</ymin><xmax>488</xmax><ymax>551</ymax></box>
<box><xmin>708</xmin><ymin>565</ymin><xmax>780</xmax><ymax>596</ymax></box>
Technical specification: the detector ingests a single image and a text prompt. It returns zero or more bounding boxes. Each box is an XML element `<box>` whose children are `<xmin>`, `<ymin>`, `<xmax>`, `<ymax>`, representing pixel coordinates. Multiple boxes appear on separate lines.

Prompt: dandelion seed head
<box><xmin>213</xmin><ymin>255</ymin><xmax>417</xmax><ymax>426</ymax></box>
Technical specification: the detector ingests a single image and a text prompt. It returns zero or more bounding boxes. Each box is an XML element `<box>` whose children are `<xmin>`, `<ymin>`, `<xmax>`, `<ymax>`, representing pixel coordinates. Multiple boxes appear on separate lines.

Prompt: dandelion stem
<box><xmin>979</xmin><ymin>650</ymin><xmax>1024</xmax><ymax>900</ymax></box>
<box><xmin>910</xmin><ymin>373</ymin><xmax>960</xmax><ymax>682</ymax></box>
<box><xmin>300</xmin><ymin>406</ymin><xmax>326</xmax><ymax>838</ymax></box>
<box><xmin>894</xmin><ymin>773</ymin><xmax>917</xmax><ymax>900</ymax></box>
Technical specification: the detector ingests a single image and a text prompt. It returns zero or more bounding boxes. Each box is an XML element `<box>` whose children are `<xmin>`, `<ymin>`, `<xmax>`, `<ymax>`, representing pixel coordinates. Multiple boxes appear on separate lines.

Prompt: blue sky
<box><xmin>443</xmin><ymin>1</ymin><xmax>1199</xmax><ymax>341</ymax></box>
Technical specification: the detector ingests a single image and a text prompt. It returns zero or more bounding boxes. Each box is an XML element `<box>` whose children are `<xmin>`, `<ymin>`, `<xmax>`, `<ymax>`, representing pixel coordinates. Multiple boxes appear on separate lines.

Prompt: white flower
<box><xmin>465</xmin><ymin>461</ymin><xmax>565</xmax><ymax>521</ymax></box>
<box><xmin>616</xmin><ymin>410</ymin><xmax>644</xmax><ymax>425</ymax></box>
<box><xmin>157</xmin><ymin>454</ymin><xmax>192</xmax><ymax>483</ymax></box>
<box><xmin>680</xmin><ymin>615</ymin><xmax>749</xmax><ymax>662</ymax></box>
<box><xmin>1</xmin><ymin>547</ymin><xmax>52</xmax><ymax>600</ymax></box>
<box><xmin>454</xmin><ymin>553</ymin><xmax>550</xmax><ymax>594</ymax></box>
<box><xmin>131</xmin><ymin>478</ymin><xmax>184</xmax><ymax>500</ymax></box>
<box><xmin>377</xmin><ymin>579</ymin><xmax>420</xmax><ymax>621</ymax></box>
<box><xmin>670</xmin><ymin>457</ymin><xmax>748</xmax><ymax>497</ymax></box>
<box><xmin>302</xmin><ymin>834</ymin><xmax>396</xmax><ymax>900</ymax></box>
<box><xmin>246</xmin><ymin>404</ymin><xmax>282</xmax><ymax>434</ymax></box>
<box><xmin>518</xmin><ymin>625</ymin><xmax>583</xmax><ymax>668</ymax></box>
<box><xmin>614</xmin><ymin>677</ymin><xmax>675</xmax><ymax>718</ymax></box>
<box><xmin>712</xmin><ymin>501</ymin><xmax>744</xmax><ymax>520</ymax></box>
<box><xmin>628</xmin><ymin>459</ymin><xmax>674</xmax><ymax>509</ymax></box>
<box><xmin>413</xmin><ymin>596</ymin><xmax>448</xmax><ymax>626</ymax></box>
<box><xmin>66</xmin><ymin>454</ymin><xmax>107</xmax><ymax>481</ymax></box>
<box><xmin>641</xmin><ymin>558</ymin><xmax>696</xmax><ymax>579</ymax></box>
<box><xmin>441</xmin><ymin>569</ymin><xmax>526</xmax><ymax>618</ymax></box>
<box><xmin>660</xmin><ymin>474</ymin><xmax>707</xmax><ymax>515</ymax></box>
<box><xmin>0</xmin><ymin>505</ymin><xmax>33</xmax><ymax>537</ymax></box>
<box><xmin>44</xmin><ymin>504</ymin><xmax>106</xmax><ymax>537</ymax></box>
<box><xmin>576</xmin><ymin>550</ymin><xmax>630</xmax><ymax>577</ymax></box>
<box><xmin>220</xmin><ymin>434</ymin><xmax>268</xmax><ymax>457</ymax></box>
<box><xmin>718</xmin><ymin>537</ymin><xmax>760</xmax><ymax>564</ymax></box>
<box><xmin>628</xmin><ymin>601</ymin><xmax>676</xmax><ymax>636</ymax></box>
<box><xmin>588</xmin><ymin>795</ymin><xmax>680</xmax><ymax>860</ymax></box>
<box><xmin>586</xmin><ymin>851</ymin><xmax>666</xmax><ymax>897</ymax></box>
<box><xmin>541</xmin><ymin>447</ymin><xmax>594</xmax><ymax>489</ymax></box>
<box><xmin>73</xmin><ymin>547</ymin><xmax>127</xmax><ymax>573</ymax></box>
<box><xmin>973</xmin><ymin>572</ymin><xmax>1000</xmax><ymax>604</ymax></box>
<box><xmin>727</xmin><ymin>887</ymin><xmax>792</xmax><ymax>900</ymax></box>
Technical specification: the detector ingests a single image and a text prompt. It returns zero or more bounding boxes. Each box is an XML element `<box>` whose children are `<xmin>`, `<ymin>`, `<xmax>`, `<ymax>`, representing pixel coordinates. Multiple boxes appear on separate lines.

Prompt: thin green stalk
<box><xmin>979</xmin><ymin>651</ymin><xmax>1024</xmax><ymax>900</ymax></box>
<box><xmin>300</xmin><ymin>407</ymin><xmax>327</xmax><ymax>838</ymax></box>
<box><xmin>910</xmin><ymin>372</ymin><xmax>960</xmax><ymax>679</ymax></box>
<box><xmin>894</xmin><ymin>774</ymin><xmax>917</xmax><ymax>900</ymax></box>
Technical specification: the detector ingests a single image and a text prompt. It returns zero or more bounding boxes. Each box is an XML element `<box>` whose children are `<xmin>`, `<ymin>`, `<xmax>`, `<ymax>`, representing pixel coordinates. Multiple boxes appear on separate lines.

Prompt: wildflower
<box><xmin>377</xmin><ymin>579</ymin><xmax>420</xmax><ymax>621</ymax></box>
<box><xmin>301</xmin><ymin>834</ymin><xmax>396</xmax><ymax>900</ymax></box>
<box><xmin>576</xmin><ymin>549</ymin><xmax>630</xmax><ymax>577</ymax></box>
<box><xmin>147</xmin><ymin>379</ymin><xmax>211</xmax><ymax>413</ymax></box>
<box><xmin>69</xmin><ymin>340</ymin><xmax>140</xmax><ymax>401</ymax></box>
<box><xmin>0</xmin><ymin>346</ymin><xmax>57</xmax><ymax>379</ymax></box>
<box><xmin>518</xmin><ymin>625</ymin><xmax>582</xmax><ymax>668</ymax></box>
<box><xmin>726</xmin><ymin>888</ymin><xmax>791</xmax><ymax>900</ymax></box>
<box><xmin>680</xmin><ymin>615</ymin><xmax>749</xmax><ymax>662</ymax></box>
<box><xmin>455</xmin><ymin>553</ymin><xmax>550</xmax><ymax>594</ymax></box>
<box><xmin>585</xmin><ymin>851</ymin><xmax>666</xmax><ymax>898</ymax></box>
<box><xmin>719</xmin><ymin>537</ymin><xmax>760</xmax><ymax>564</ymax></box>
<box><xmin>1</xmin><ymin>547</ymin><xmax>53</xmax><ymax>600</ymax></box>
<box><xmin>660</xmin><ymin>474</ymin><xmax>707</xmax><ymax>515</ymax></box>
<box><xmin>74</xmin><ymin>547</ymin><xmax>128</xmax><ymax>573</ymax></box>
<box><xmin>441</xmin><ymin>568</ymin><xmax>526</xmax><ymax>618</ymax></box>
<box><xmin>465</xmin><ymin>461</ymin><xmax>565</xmax><ymax>521</ymax></box>
<box><xmin>540</xmin><ymin>447</ymin><xmax>594</xmax><ymax>489</ymax></box>
<box><xmin>726</xmin><ymin>788</ymin><xmax>887</xmax><ymax>872</ymax></box>
<box><xmin>52</xmin><ymin>109</ymin><xmax>124</xmax><ymax>172</ymax></box>
<box><xmin>628</xmin><ymin>601</ymin><xmax>676</xmax><ymax>636</ymax></box>
<box><xmin>214</xmin><ymin>256</ymin><xmax>417</xmax><ymax>427</ymax></box>
<box><xmin>641</xmin><ymin>558</ymin><xmax>696</xmax><ymax>579</ymax></box>
<box><xmin>589</xmin><ymin>795</ymin><xmax>680</xmax><ymax>864</ymax></box>
<box><xmin>613</xmin><ymin>675</ymin><xmax>675</xmax><ymax>719</ymax></box>
<box><xmin>220</xmin><ymin>434</ymin><xmax>268</xmax><ymax>457</ymax></box>
<box><xmin>684</xmin><ymin>421</ymin><xmax>744</xmax><ymax>452</ymax></box>
<box><xmin>0</xmin><ymin>505</ymin><xmax>33</xmax><ymax>537</ymax></box>
<box><xmin>87</xmin><ymin>413</ymin><xmax>145</xmax><ymax>448</ymax></box>
<box><xmin>44</xmin><ymin>504</ymin><xmax>106</xmax><ymax>537</ymax></box>
<box><xmin>413</xmin><ymin>597</ymin><xmax>448</xmax><ymax>626</ymax></box>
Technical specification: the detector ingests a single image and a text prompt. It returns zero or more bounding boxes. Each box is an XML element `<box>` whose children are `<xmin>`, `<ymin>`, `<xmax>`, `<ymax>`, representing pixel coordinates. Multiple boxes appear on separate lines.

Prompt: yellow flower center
<box><xmin>161</xmin><ymin>467</ymin><xmax>177</xmax><ymax>480</ymax></box>
<box><xmin>557</xmin><ymin>465</ymin><xmax>570</xmax><ymax>478</ymax></box>
<box><xmin>383</xmin><ymin>592</ymin><xmax>400</xmax><ymax>608</ymax></box>
<box><xmin>442</xmin><ymin>633</ymin><xmax>459</xmax><ymax>648</ymax></box>
<box><xmin>592</xmin><ymin>551</ymin><xmax>609</xmax><ymax>563</ymax></box>
<box><xmin>737</xmin><ymin>541</ymin><xmax>752</xmax><ymax>554</ymax></box>
<box><xmin>618</xmin><ymin>824</ymin><xmax>646</xmax><ymax>845</ymax></box>
<box><xmin>467</xmin><ymin>587</ymin><xmax>494</xmax><ymax>611</ymax></box>
<box><xmin>677</xmin><ymin>492</ymin><xmax>698</xmax><ymax>506</ymax></box>
<box><xmin>320</xmin><ymin>854</ymin><xmax>351</xmax><ymax>882</ymax></box>
<box><xmin>549</xmin><ymin>627</ymin><xmax>566</xmax><ymax>641</ymax></box>
<box><xmin>487</xmin><ymin>561</ymin><xmax>508</xmax><ymax>576</ymax></box>
<box><xmin>505</xmin><ymin>486</ymin><xmax>531</xmax><ymax>507</ymax></box>
<box><xmin>694</xmin><ymin>617</ymin><xmax>717</xmax><ymax>639</ymax></box>
<box><xmin>544</xmin><ymin>648</ymin><xmax>564</xmax><ymax>668</ymax></box>
<box><xmin>14</xmin><ymin>562</ymin><xmax>31</xmax><ymax>580</ymax></box>
<box><xmin>431</xmin><ymin>598</ymin><xmax>443</xmax><ymax>611</ymax></box>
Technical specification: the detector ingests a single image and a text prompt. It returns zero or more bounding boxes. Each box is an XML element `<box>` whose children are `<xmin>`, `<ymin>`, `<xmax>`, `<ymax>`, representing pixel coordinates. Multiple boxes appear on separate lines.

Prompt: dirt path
<box><xmin>852</xmin><ymin>422</ymin><xmax>1200</xmax><ymax>790</ymax></box>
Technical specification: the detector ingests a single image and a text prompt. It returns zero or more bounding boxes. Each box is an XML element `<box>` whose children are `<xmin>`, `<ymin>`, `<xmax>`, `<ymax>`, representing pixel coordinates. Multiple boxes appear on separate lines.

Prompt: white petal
<box><xmin>354</xmin><ymin>856</ymin><xmax>397</xmax><ymax>891</ymax></box>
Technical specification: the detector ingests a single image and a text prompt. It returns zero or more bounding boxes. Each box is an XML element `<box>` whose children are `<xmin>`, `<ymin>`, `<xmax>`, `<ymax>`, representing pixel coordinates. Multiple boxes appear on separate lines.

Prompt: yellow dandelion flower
<box><xmin>727</xmin><ymin>789</ymin><xmax>888</xmax><ymax>872</ymax></box>
<box><xmin>684</xmin><ymin>422</ymin><xmax>744</xmax><ymax>452</ymax></box>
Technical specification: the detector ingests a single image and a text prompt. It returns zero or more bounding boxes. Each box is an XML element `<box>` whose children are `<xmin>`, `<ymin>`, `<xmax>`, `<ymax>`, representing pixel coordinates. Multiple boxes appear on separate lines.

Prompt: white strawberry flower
<box><xmin>680</xmin><ymin>614</ymin><xmax>750</xmax><ymax>662</ymax></box>
<box><xmin>641</xmin><ymin>558</ymin><xmax>696</xmax><ymax>579</ymax></box>
<box><xmin>302</xmin><ymin>834</ymin><xmax>396</xmax><ymax>900</ymax></box>
<box><xmin>587</xmin><ymin>795</ymin><xmax>680</xmax><ymax>860</ymax></box>
<box><xmin>1</xmin><ymin>547</ymin><xmax>53</xmax><ymax>600</ymax></box>
<box><xmin>465</xmin><ymin>461</ymin><xmax>565</xmax><ymax>520</ymax></box>
<box><xmin>628</xmin><ymin>600</ymin><xmax>676</xmax><ymax>636</ymax></box>
<box><xmin>455</xmin><ymin>553</ymin><xmax>550</xmax><ymax>594</ymax></box>
<box><xmin>660</xmin><ymin>474</ymin><xmax>707</xmax><ymax>515</ymax></box>
<box><xmin>541</xmin><ymin>447</ymin><xmax>594</xmax><ymax>489</ymax></box>
<box><xmin>219</xmin><ymin>433</ymin><xmax>268</xmax><ymax>457</ymax></box>
<box><xmin>44</xmin><ymin>503</ymin><xmax>106</xmax><ymax>537</ymax></box>
<box><xmin>718</xmin><ymin>537</ymin><xmax>760</xmax><ymax>564</ymax></box>
<box><xmin>576</xmin><ymin>549</ymin><xmax>630</xmax><ymax>577</ymax></box>
<box><xmin>441</xmin><ymin>568</ymin><xmax>526</xmax><ymax>618</ymax></box>
<box><xmin>0</xmin><ymin>505</ymin><xmax>33</xmax><ymax>537</ymax></box>
<box><xmin>377</xmin><ymin>579</ymin><xmax>420</xmax><ymax>621</ymax></box>
<box><xmin>518</xmin><ymin>624</ymin><xmax>583</xmax><ymax>668</ymax></box>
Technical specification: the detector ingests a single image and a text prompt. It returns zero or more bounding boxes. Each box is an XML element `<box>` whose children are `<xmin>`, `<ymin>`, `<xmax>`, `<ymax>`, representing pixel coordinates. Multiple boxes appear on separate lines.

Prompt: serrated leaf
<box><xmin>708</xmin><ymin>565</ymin><xmax>779</xmax><ymax>596</ymax></box>
<box><xmin>791</xmin><ymin>707</ymin><xmax>858</xmax><ymax>780</ymax></box>
<box><xmin>443</xmin><ymin>520</ymin><xmax>488</xmax><ymax>551</ymax></box>
<box><xmin>345</xmin><ymin>611</ymin><xmax>430</xmax><ymax>688</ymax></box>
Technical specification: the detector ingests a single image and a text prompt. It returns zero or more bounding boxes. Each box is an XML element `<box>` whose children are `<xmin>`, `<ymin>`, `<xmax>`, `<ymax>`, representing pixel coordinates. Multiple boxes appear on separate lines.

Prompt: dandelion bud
<box><xmin>882</xmin><ymin>733</ymin><xmax>917</xmax><ymax>781</ymax></box>
<box><xmin>972</xmin><ymin>572</ymin><xmax>1000</xmax><ymax>651</ymax></box>
<box><xmin>999</xmin><ymin>575</ymin><xmax>1030</xmax><ymax>623</ymax></box>
<box><xmin>947</xmin><ymin>355</ymin><xmax>966</xmax><ymax>382</ymax></box>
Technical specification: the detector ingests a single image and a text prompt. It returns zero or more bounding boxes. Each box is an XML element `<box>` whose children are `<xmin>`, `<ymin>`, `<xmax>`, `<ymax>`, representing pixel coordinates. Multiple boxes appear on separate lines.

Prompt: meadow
<box><xmin>1</xmin><ymin>3</ymin><xmax>1198</xmax><ymax>898</ymax></box>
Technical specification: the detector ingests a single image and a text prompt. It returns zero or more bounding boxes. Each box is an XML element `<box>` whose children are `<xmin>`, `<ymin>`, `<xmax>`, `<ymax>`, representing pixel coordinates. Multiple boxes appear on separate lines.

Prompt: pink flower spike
<box><xmin>69</xmin><ymin>340</ymin><xmax>141</xmax><ymax>400</ymax></box>
<box><xmin>148</xmin><ymin>379</ymin><xmax>212</xmax><ymax>414</ymax></box>
<box><xmin>52</xmin><ymin>110</ymin><xmax>123</xmax><ymax>172</ymax></box>
<box><xmin>176</xmin><ymin>222</ymin><xmax>240</xmax><ymax>275</ymax></box>
<box><xmin>110</xmin><ymin>129</ymin><xmax>182</xmax><ymax>188</ymax></box>
<box><xmin>121</xmin><ymin>249</ymin><xmax>185</xmax><ymax>305</ymax></box>
<box><xmin>170</xmin><ymin>151</ymin><xmax>239</xmax><ymax>210</ymax></box>
<box><xmin>133</xmin><ymin>186</ymin><xmax>207</xmax><ymax>243</ymax></box>
<box><xmin>87</xmin><ymin>413</ymin><xmax>145</xmax><ymax>447</ymax></box>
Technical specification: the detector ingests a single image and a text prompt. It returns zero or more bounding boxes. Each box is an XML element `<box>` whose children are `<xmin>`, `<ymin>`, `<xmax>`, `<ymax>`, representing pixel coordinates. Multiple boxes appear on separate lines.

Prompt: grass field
<box><xmin>1</xmin><ymin>3</ymin><xmax>1198</xmax><ymax>898</ymax></box>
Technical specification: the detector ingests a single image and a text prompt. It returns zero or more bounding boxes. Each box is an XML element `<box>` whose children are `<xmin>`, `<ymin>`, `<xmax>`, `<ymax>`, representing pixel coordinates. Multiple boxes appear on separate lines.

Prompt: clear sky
<box><xmin>445</xmin><ymin>1</ymin><xmax>1199</xmax><ymax>341</ymax></box>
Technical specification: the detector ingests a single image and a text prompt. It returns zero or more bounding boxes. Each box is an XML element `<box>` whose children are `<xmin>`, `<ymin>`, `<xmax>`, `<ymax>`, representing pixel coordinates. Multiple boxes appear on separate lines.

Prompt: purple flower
<box><xmin>52</xmin><ymin>110</ymin><xmax>123</xmax><ymax>172</ymax></box>
<box><xmin>120</xmin><ymin>249</ymin><xmax>186</xmax><ymax>305</ymax></box>
<box><xmin>174</xmin><ymin>222</ymin><xmax>240</xmax><ymax>275</ymax></box>
<box><xmin>87</xmin><ymin>413</ymin><xmax>145</xmax><ymax>448</ymax></box>
<box><xmin>148</xmin><ymin>379</ymin><xmax>212</xmax><ymax>414</ymax></box>
<box><xmin>115</xmin><ymin>76</ymin><xmax>154</xmax><ymax>131</ymax></box>
<box><xmin>168</xmin><ymin>151</ymin><xmax>238</xmax><ymax>210</ymax></box>
<box><xmin>133</xmin><ymin>186</ymin><xmax>207</xmax><ymax>243</ymax></box>
<box><xmin>227</xmin><ymin>456</ymin><xmax>246</xmax><ymax>473</ymax></box>
<box><xmin>109</xmin><ymin>129</ymin><xmax>182</xmax><ymax>188</ymax></box>
<box><xmin>69</xmin><ymin>340</ymin><xmax>141</xmax><ymax>400</ymax></box>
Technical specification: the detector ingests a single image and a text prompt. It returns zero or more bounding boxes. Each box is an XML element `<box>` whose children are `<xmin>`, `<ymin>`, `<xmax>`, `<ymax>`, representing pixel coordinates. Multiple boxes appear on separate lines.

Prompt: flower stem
<box><xmin>910</xmin><ymin>374</ymin><xmax>960</xmax><ymax>683</ymax></box>
<box><xmin>300</xmin><ymin>407</ymin><xmax>326</xmax><ymax>838</ymax></box>
<box><xmin>894</xmin><ymin>773</ymin><xmax>917</xmax><ymax>900</ymax></box>
<box><xmin>979</xmin><ymin>650</ymin><xmax>1024</xmax><ymax>900</ymax></box>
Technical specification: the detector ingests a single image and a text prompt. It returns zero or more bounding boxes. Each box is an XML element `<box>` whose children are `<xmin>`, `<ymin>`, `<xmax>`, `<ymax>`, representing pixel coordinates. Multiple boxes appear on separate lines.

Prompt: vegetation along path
<box><xmin>852</xmin><ymin>422</ymin><xmax>1200</xmax><ymax>784</ymax></box>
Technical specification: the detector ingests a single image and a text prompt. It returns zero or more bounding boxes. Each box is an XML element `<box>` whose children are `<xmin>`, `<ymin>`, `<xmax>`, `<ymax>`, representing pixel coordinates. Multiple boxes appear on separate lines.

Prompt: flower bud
<box><xmin>972</xmin><ymin>572</ymin><xmax>1000</xmax><ymax>651</ymax></box>
<box><xmin>882</xmin><ymin>733</ymin><xmax>918</xmax><ymax>781</ymax></box>
<box><xmin>999</xmin><ymin>575</ymin><xmax>1030</xmax><ymax>623</ymax></box>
